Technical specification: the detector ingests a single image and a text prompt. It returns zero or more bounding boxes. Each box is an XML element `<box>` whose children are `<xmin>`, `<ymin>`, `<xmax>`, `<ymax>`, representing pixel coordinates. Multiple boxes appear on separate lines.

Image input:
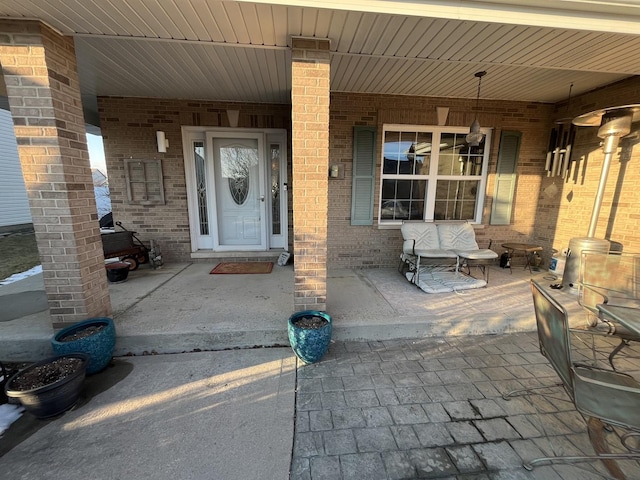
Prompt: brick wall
<box><xmin>534</xmin><ymin>76</ymin><xmax>640</xmax><ymax>260</ymax></box>
<box><xmin>98</xmin><ymin>97</ymin><xmax>291</xmax><ymax>262</ymax></box>
<box><xmin>99</xmin><ymin>76</ymin><xmax>640</xmax><ymax>270</ymax></box>
<box><xmin>328</xmin><ymin>92</ymin><xmax>555</xmax><ymax>268</ymax></box>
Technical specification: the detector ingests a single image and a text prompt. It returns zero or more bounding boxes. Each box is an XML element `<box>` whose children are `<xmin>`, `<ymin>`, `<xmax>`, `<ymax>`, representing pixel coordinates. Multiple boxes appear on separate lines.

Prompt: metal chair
<box><xmin>519</xmin><ymin>280</ymin><xmax>640</xmax><ymax>477</ymax></box>
<box><xmin>576</xmin><ymin>251</ymin><xmax>640</xmax><ymax>369</ymax></box>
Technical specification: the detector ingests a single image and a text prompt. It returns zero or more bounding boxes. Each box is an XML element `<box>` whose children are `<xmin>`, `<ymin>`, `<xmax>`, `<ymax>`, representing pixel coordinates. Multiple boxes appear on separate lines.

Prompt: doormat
<box><xmin>210</xmin><ymin>262</ymin><xmax>273</xmax><ymax>274</ymax></box>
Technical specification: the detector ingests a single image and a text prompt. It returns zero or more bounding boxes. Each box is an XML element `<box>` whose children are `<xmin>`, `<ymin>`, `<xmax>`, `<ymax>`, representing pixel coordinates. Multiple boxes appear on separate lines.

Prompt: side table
<box><xmin>501</xmin><ymin>243</ymin><xmax>543</xmax><ymax>273</ymax></box>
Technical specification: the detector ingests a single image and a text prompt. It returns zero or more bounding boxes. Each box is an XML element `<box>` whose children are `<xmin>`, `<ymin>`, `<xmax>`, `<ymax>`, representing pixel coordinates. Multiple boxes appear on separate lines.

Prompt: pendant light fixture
<box><xmin>466</xmin><ymin>71</ymin><xmax>487</xmax><ymax>147</ymax></box>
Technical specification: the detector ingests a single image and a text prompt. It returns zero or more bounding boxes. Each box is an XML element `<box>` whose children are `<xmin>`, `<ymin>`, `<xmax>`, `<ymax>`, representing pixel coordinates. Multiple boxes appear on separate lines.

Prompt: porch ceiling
<box><xmin>2</xmin><ymin>0</ymin><xmax>640</xmax><ymax>116</ymax></box>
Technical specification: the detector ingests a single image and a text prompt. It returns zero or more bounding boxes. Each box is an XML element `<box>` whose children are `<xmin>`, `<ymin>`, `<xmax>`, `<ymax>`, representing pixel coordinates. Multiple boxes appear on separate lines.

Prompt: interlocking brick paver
<box><xmin>446</xmin><ymin>383</ymin><xmax>485</xmax><ymax>401</ymax></box>
<box><xmin>416</xmin><ymin>371</ymin><xmax>442</xmax><ymax>385</ymax></box>
<box><xmin>394</xmin><ymin>386</ymin><xmax>429</xmax><ymax>404</ymax></box>
<box><xmin>320</xmin><ymin>391</ymin><xmax>346</xmax><ymax>409</ymax></box>
<box><xmin>295</xmin><ymin>431</ymin><xmax>324</xmax><ymax>457</ymax></box>
<box><xmin>354</xmin><ymin>427</ymin><xmax>397</xmax><ymax>452</ymax></box>
<box><xmin>290</xmin><ymin>457</ymin><xmax>311</xmax><ymax>480</ymax></box>
<box><xmin>292</xmin><ymin>337</ymin><xmax>640</xmax><ymax>479</ymax></box>
<box><xmin>414</xmin><ymin>422</ymin><xmax>455</xmax><ymax>447</ymax></box>
<box><xmin>331</xmin><ymin>408</ymin><xmax>367</xmax><ymax>429</ymax></box>
<box><xmin>296</xmin><ymin>411</ymin><xmax>310</xmax><ymax>433</ymax></box>
<box><xmin>482</xmin><ymin>366</ymin><xmax>517</xmax><ymax>380</ymax></box>
<box><xmin>435</xmin><ymin>368</ymin><xmax>468</xmax><ymax>384</ymax></box>
<box><xmin>298</xmin><ymin>377</ymin><xmax>323</xmax><ymax>393</ymax></box>
<box><xmin>470</xmin><ymin>398</ymin><xmax>506</xmax><ymax>417</ymax></box>
<box><xmin>375</xmin><ymin>388</ymin><xmax>400</xmax><ymax>406</ymax></box>
<box><xmin>344</xmin><ymin>389</ymin><xmax>379</xmax><ymax>407</ymax></box>
<box><xmin>463</xmin><ymin>368</ymin><xmax>490</xmax><ymax>382</ymax></box>
<box><xmin>418</xmin><ymin>358</ymin><xmax>445</xmax><ymax>371</ymax></box>
<box><xmin>381</xmin><ymin>451</ymin><xmax>416</xmax><ymax>480</ymax></box>
<box><xmin>506</xmin><ymin>414</ymin><xmax>543</xmax><ymax>438</ymax></box>
<box><xmin>321</xmin><ymin>376</ymin><xmax>344</xmax><ymax>391</ymax></box>
<box><xmin>474</xmin><ymin>418</ymin><xmax>521</xmax><ymax>441</ymax></box>
<box><xmin>473</xmin><ymin>440</ymin><xmax>523</xmax><ymax>469</ymax></box>
<box><xmin>340</xmin><ymin>452</ymin><xmax>387</xmax><ymax>480</ymax></box>
<box><xmin>391</xmin><ymin>372</ymin><xmax>423</xmax><ymax>387</ymax></box>
<box><xmin>371</xmin><ymin>374</ymin><xmax>395</xmax><ymax>387</ymax></box>
<box><xmin>422</xmin><ymin>402</ymin><xmax>451</xmax><ymax>422</ymax></box>
<box><xmin>309</xmin><ymin>456</ymin><xmax>341</xmax><ymax>480</ymax></box>
<box><xmin>442</xmin><ymin>400</ymin><xmax>481</xmax><ymax>420</ymax></box>
<box><xmin>298</xmin><ymin>392</ymin><xmax>323</xmax><ymax>411</ymax></box>
<box><xmin>342</xmin><ymin>375</ymin><xmax>375</xmax><ymax>390</ymax></box>
<box><xmin>362</xmin><ymin>406</ymin><xmax>394</xmax><ymax>427</ymax></box>
<box><xmin>322</xmin><ymin>429</ymin><xmax>357</xmax><ymax>455</ymax></box>
<box><xmin>352</xmin><ymin>362</ymin><xmax>382</xmax><ymax>375</ymax></box>
<box><xmin>388</xmin><ymin>404</ymin><xmax>429</xmax><ymax>424</ymax></box>
<box><xmin>390</xmin><ymin>425</ymin><xmax>422</xmax><ymax>449</ymax></box>
<box><xmin>409</xmin><ymin>447</ymin><xmax>458</xmax><ymax>476</ymax></box>
<box><xmin>394</xmin><ymin>360</ymin><xmax>423</xmax><ymax>373</ymax></box>
<box><xmin>446</xmin><ymin>444</ymin><xmax>484</xmax><ymax>473</ymax></box>
<box><xmin>446</xmin><ymin>420</ymin><xmax>484</xmax><ymax>444</ymax></box>
<box><xmin>309</xmin><ymin>410</ymin><xmax>333</xmax><ymax>431</ymax></box>
<box><xmin>439</xmin><ymin>357</ymin><xmax>471</xmax><ymax>369</ymax></box>
<box><xmin>425</xmin><ymin>385</ymin><xmax>455</xmax><ymax>402</ymax></box>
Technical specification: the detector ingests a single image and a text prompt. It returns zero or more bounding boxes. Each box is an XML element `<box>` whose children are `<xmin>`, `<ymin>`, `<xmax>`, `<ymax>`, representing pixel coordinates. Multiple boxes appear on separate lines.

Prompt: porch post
<box><xmin>290</xmin><ymin>37</ymin><xmax>330</xmax><ymax>312</ymax></box>
<box><xmin>0</xmin><ymin>20</ymin><xmax>111</xmax><ymax>327</ymax></box>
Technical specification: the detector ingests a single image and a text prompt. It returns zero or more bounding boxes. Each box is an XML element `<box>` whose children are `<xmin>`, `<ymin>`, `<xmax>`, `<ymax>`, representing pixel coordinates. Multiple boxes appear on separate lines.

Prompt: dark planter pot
<box><xmin>51</xmin><ymin>317</ymin><xmax>116</xmax><ymax>375</ymax></box>
<box><xmin>288</xmin><ymin>310</ymin><xmax>332</xmax><ymax>364</ymax></box>
<box><xmin>105</xmin><ymin>262</ymin><xmax>130</xmax><ymax>283</ymax></box>
<box><xmin>4</xmin><ymin>353</ymin><xmax>89</xmax><ymax>419</ymax></box>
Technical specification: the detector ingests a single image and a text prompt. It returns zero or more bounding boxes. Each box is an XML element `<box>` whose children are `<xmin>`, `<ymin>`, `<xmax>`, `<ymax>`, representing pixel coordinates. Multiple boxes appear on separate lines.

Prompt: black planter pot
<box><xmin>287</xmin><ymin>310</ymin><xmax>332</xmax><ymax>364</ymax></box>
<box><xmin>51</xmin><ymin>317</ymin><xmax>116</xmax><ymax>375</ymax></box>
<box><xmin>105</xmin><ymin>262</ymin><xmax>130</xmax><ymax>283</ymax></box>
<box><xmin>4</xmin><ymin>353</ymin><xmax>89</xmax><ymax>419</ymax></box>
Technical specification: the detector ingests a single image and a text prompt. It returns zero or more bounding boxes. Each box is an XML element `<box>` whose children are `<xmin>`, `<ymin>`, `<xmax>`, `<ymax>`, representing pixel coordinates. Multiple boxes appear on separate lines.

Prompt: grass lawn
<box><xmin>0</xmin><ymin>231</ymin><xmax>40</xmax><ymax>281</ymax></box>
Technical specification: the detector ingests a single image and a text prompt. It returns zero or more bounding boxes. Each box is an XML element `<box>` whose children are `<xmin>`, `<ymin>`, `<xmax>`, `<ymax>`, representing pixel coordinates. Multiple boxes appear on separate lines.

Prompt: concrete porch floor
<box><xmin>0</xmin><ymin>261</ymin><xmax>557</xmax><ymax>362</ymax></box>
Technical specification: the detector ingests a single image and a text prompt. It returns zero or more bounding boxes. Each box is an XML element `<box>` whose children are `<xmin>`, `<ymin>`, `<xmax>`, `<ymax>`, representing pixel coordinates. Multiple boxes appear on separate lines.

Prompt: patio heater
<box><xmin>561</xmin><ymin>105</ymin><xmax>640</xmax><ymax>290</ymax></box>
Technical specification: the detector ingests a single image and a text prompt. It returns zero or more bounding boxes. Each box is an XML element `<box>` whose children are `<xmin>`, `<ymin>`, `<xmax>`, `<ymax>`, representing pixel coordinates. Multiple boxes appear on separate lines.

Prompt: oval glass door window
<box><xmin>220</xmin><ymin>145</ymin><xmax>258</xmax><ymax>205</ymax></box>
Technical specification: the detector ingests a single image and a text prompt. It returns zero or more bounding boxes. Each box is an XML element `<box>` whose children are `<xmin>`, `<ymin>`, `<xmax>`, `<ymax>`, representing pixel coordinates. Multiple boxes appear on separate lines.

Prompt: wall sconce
<box><xmin>436</xmin><ymin>107</ymin><xmax>449</xmax><ymax>126</ymax></box>
<box><xmin>156</xmin><ymin>131</ymin><xmax>168</xmax><ymax>153</ymax></box>
<box><xmin>329</xmin><ymin>164</ymin><xmax>343</xmax><ymax>179</ymax></box>
<box><xmin>227</xmin><ymin>109</ymin><xmax>240</xmax><ymax>128</ymax></box>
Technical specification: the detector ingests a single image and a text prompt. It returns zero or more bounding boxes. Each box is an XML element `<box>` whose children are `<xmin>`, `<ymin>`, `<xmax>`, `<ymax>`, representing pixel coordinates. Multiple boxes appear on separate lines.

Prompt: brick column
<box><xmin>290</xmin><ymin>37</ymin><xmax>330</xmax><ymax>312</ymax></box>
<box><xmin>0</xmin><ymin>20</ymin><xmax>111</xmax><ymax>327</ymax></box>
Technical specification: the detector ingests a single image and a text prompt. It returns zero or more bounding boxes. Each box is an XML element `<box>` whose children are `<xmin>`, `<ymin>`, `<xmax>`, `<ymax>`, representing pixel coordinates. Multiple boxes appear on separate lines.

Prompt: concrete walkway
<box><xmin>0</xmin><ymin>348</ymin><xmax>296</xmax><ymax>480</ymax></box>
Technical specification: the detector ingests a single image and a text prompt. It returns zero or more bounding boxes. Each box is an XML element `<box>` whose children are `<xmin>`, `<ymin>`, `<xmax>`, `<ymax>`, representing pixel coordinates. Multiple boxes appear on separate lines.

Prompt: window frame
<box><xmin>378</xmin><ymin>124</ymin><xmax>492</xmax><ymax>226</ymax></box>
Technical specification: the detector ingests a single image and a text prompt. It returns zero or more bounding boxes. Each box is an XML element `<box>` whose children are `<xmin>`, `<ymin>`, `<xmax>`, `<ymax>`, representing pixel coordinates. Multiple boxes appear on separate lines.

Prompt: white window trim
<box><xmin>378</xmin><ymin>124</ymin><xmax>492</xmax><ymax>226</ymax></box>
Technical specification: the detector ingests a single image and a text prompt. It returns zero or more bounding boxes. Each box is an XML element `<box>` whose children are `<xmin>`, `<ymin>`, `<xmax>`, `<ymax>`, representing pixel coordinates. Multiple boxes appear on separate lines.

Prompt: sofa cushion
<box><xmin>456</xmin><ymin>248</ymin><xmax>498</xmax><ymax>260</ymax></box>
<box><xmin>401</xmin><ymin>222</ymin><xmax>439</xmax><ymax>253</ymax></box>
<box><xmin>438</xmin><ymin>223</ymin><xmax>479</xmax><ymax>250</ymax></box>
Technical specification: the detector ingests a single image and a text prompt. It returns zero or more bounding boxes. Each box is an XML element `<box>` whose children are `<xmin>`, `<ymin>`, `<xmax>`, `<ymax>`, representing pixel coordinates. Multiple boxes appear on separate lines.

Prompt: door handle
<box><xmin>260</xmin><ymin>195</ymin><xmax>265</xmax><ymax>202</ymax></box>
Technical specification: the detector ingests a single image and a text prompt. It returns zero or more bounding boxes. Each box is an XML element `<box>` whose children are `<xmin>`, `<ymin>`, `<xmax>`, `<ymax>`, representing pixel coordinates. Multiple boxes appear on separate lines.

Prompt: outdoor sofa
<box><xmin>400</xmin><ymin>222</ymin><xmax>498</xmax><ymax>291</ymax></box>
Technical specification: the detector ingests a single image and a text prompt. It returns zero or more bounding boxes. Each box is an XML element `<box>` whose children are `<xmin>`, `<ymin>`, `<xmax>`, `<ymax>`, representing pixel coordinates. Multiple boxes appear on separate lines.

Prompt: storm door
<box><xmin>211</xmin><ymin>135</ymin><xmax>266</xmax><ymax>249</ymax></box>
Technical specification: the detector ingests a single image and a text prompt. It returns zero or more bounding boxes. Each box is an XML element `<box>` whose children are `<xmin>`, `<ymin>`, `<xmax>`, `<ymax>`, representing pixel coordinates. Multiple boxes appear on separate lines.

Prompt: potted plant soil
<box><xmin>51</xmin><ymin>317</ymin><xmax>116</xmax><ymax>375</ymax></box>
<box><xmin>4</xmin><ymin>353</ymin><xmax>89</xmax><ymax>419</ymax></box>
<box><xmin>287</xmin><ymin>310</ymin><xmax>332</xmax><ymax>364</ymax></box>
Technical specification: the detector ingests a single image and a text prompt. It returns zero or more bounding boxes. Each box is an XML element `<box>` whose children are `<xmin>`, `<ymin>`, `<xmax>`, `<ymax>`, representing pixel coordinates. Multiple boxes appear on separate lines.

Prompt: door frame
<box><xmin>182</xmin><ymin>126</ymin><xmax>288</xmax><ymax>254</ymax></box>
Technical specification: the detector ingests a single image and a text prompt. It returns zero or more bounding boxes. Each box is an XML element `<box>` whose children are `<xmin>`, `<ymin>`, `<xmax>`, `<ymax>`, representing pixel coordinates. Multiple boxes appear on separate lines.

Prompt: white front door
<box><xmin>212</xmin><ymin>135</ymin><xmax>266</xmax><ymax>249</ymax></box>
<box><xmin>183</xmin><ymin>128</ymin><xmax>287</xmax><ymax>253</ymax></box>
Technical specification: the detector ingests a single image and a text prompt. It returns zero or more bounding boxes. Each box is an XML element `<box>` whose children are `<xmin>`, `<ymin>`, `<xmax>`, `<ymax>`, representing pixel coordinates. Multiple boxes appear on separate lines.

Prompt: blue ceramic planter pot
<box><xmin>51</xmin><ymin>317</ymin><xmax>116</xmax><ymax>375</ymax></box>
<box><xmin>288</xmin><ymin>310</ymin><xmax>332</xmax><ymax>364</ymax></box>
<box><xmin>4</xmin><ymin>353</ymin><xmax>89</xmax><ymax>419</ymax></box>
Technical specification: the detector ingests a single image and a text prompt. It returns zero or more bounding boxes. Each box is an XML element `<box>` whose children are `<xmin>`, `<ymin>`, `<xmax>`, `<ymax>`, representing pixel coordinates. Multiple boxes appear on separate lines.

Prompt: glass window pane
<box><xmin>434</xmin><ymin>180</ymin><xmax>479</xmax><ymax>221</ymax></box>
<box><xmin>270</xmin><ymin>144</ymin><xmax>281</xmax><ymax>235</ymax></box>
<box><xmin>380</xmin><ymin>179</ymin><xmax>426</xmax><ymax>221</ymax></box>
<box><xmin>383</xmin><ymin>131</ymin><xmax>402</xmax><ymax>174</ymax></box>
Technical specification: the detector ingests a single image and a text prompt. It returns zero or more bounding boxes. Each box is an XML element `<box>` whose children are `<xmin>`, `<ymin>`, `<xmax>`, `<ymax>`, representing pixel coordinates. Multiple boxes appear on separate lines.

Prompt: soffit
<box><xmin>1</xmin><ymin>0</ymin><xmax>639</xmax><ymax>105</ymax></box>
